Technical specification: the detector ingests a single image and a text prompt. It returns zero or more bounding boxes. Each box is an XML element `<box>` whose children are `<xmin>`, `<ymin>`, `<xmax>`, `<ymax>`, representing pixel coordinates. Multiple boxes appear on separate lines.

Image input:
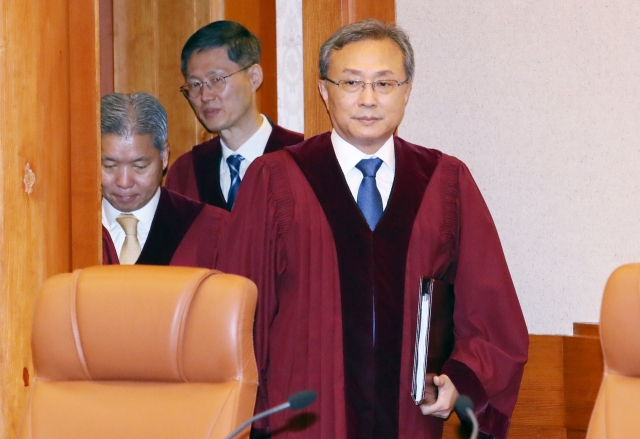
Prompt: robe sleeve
<box><xmin>217</xmin><ymin>154</ymin><xmax>294</xmax><ymax>432</ymax></box>
<box><xmin>164</xmin><ymin>153</ymin><xmax>200</xmax><ymax>201</ymax></box>
<box><xmin>102</xmin><ymin>225</ymin><xmax>119</xmax><ymax>265</ymax></box>
<box><xmin>440</xmin><ymin>161</ymin><xmax>528</xmax><ymax>439</ymax></box>
<box><xmin>170</xmin><ymin>205</ymin><xmax>229</xmax><ymax>269</ymax></box>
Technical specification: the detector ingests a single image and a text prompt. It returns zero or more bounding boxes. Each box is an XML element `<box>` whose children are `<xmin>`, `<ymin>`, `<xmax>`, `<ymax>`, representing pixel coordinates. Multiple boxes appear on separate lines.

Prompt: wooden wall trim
<box><xmin>70</xmin><ymin>0</ymin><xmax>102</xmax><ymax>269</ymax></box>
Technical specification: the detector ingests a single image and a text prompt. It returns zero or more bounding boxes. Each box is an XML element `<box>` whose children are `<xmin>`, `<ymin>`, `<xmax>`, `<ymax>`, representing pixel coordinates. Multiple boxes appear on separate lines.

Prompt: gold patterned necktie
<box><xmin>116</xmin><ymin>214</ymin><xmax>141</xmax><ymax>265</ymax></box>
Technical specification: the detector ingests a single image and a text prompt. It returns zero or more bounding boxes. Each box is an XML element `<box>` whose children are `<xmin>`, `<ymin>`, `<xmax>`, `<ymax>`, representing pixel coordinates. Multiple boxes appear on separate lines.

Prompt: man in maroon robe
<box><xmin>101</xmin><ymin>92</ymin><xmax>227</xmax><ymax>268</ymax></box>
<box><xmin>165</xmin><ymin>20</ymin><xmax>303</xmax><ymax>210</ymax></box>
<box><xmin>219</xmin><ymin>19</ymin><xmax>528</xmax><ymax>439</ymax></box>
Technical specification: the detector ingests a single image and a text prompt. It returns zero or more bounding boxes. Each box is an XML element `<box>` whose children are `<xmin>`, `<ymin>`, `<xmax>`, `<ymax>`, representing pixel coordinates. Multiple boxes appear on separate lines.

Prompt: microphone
<box><xmin>455</xmin><ymin>395</ymin><xmax>478</xmax><ymax>439</ymax></box>
<box><xmin>224</xmin><ymin>390</ymin><xmax>317</xmax><ymax>439</ymax></box>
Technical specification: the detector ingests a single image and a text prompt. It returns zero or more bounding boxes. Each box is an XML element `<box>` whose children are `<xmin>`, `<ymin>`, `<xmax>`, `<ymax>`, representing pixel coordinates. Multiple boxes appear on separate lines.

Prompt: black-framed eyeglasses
<box><xmin>180</xmin><ymin>65</ymin><xmax>252</xmax><ymax>99</ymax></box>
<box><xmin>324</xmin><ymin>78</ymin><xmax>410</xmax><ymax>94</ymax></box>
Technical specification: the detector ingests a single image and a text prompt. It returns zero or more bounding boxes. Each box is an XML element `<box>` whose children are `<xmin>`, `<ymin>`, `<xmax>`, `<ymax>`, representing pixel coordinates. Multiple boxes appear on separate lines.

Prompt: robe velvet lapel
<box><xmin>287</xmin><ymin>133</ymin><xmax>440</xmax><ymax>439</ymax></box>
<box><xmin>136</xmin><ymin>188</ymin><xmax>204</xmax><ymax>265</ymax></box>
<box><xmin>192</xmin><ymin>138</ymin><xmax>227</xmax><ymax>209</ymax></box>
<box><xmin>264</xmin><ymin>123</ymin><xmax>304</xmax><ymax>153</ymax></box>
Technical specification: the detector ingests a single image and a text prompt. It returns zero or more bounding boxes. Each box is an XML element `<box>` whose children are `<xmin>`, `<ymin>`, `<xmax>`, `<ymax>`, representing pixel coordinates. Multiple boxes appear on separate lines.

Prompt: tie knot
<box><xmin>116</xmin><ymin>214</ymin><xmax>139</xmax><ymax>236</ymax></box>
<box><xmin>227</xmin><ymin>154</ymin><xmax>245</xmax><ymax>172</ymax></box>
<box><xmin>356</xmin><ymin>157</ymin><xmax>383</xmax><ymax>178</ymax></box>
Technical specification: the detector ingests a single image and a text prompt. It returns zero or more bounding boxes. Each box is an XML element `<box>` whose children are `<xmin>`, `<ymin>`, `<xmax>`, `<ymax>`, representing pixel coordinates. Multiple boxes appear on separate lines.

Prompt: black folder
<box><xmin>411</xmin><ymin>277</ymin><xmax>455</xmax><ymax>404</ymax></box>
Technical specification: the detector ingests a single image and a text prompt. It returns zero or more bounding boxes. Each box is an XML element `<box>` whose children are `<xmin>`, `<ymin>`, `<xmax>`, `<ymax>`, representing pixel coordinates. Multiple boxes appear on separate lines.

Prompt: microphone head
<box><xmin>287</xmin><ymin>390</ymin><xmax>317</xmax><ymax>410</ymax></box>
<box><xmin>455</xmin><ymin>395</ymin><xmax>475</xmax><ymax>422</ymax></box>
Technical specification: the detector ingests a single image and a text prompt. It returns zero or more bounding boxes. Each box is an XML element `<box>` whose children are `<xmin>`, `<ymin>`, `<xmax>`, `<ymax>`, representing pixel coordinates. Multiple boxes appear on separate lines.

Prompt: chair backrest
<box><xmin>586</xmin><ymin>263</ymin><xmax>640</xmax><ymax>439</ymax></box>
<box><xmin>18</xmin><ymin>265</ymin><xmax>258</xmax><ymax>439</ymax></box>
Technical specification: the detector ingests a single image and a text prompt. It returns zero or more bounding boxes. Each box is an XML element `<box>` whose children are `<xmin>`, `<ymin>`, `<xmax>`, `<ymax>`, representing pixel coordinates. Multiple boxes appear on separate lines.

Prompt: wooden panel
<box><xmin>563</xmin><ymin>334</ymin><xmax>603</xmax><ymax>431</ymax></box>
<box><xmin>113</xmin><ymin>0</ymin><xmax>157</xmax><ymax>94</ymax></box>
<box><xmin>70</xmin><ymin>0</ymin><xmax>102</xmax><ymax>270</ymax></box>
<box><xmin>155</xmin><ymin>0</ymin><xmax>210</xmax><ymax>166</ymax></box>
<box><xmin>567</xmin><ymin>430</ymin><xmax>587</xmax><ymax>439</ymax></box>
<box><xmin>509</xmin><ymin>426</ymin><xmax>567</xmax><ymax>438</ymax></box>
<box><xmin>442</xmin><ymin>415</ymin><xmax>462</xmax><ymax>439</ymax></box>
<box><xmin>225</xmin><ymin>0</ymin><xmax>278</xmax><ymax>125</ymax></box>
<box><xmin>348</xmin><ymin>0</ymin><xmax>395</xmax><ymax>23</ymax></box>
<box><xmin>443</xmin><ymin>334</ymin><xmax>566</xmax><ymax>439</ymax></box>
<box><xmin>99</xmin><ymin>0</ymin><xmax>114</xmax><ymax>95</ymax></box>
<box><xmin>112</xmin><ymin>0</ymin><xmax>222</xmax><ymax>168</ymax></box>
<box><xmin>512</xmin><ymin>335</ymin><xmax>565</xmax><ymax>429</ymax></box>
<box><xmin>573</xmin><ymin>322</ymin><xmax>599</xmax><ymax>338</ymax></box>
<box><xmin>302</xmin><ymin>0</ymin><xmax>342</xmax><ymax>139</ymax></box>
<box><xmin>0</xmin><ymin>0</ymin><xmax>75</xmax><ymax>435</ymax></box>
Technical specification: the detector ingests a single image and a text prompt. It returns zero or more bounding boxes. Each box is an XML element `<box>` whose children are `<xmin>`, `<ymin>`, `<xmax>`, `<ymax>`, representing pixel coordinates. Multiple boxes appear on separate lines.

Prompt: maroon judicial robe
<box><xmin>102</xmin><ymin>188</ymin><xmax>228</xmax><ymax>268</ymax></box>
<box><xmin>165</xmin><ymin>123</ymin><xmax>303</xmax><ymax>210</ymax></box>
<box><xmin>218</xmin><ymin>133</ymin><xmax>528</xmax><ymax>439</ymax></box>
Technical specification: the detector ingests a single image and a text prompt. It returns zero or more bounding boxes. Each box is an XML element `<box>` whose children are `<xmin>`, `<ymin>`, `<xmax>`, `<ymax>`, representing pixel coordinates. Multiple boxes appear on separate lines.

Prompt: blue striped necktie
<box><xmin>226</xmin><ymin>154</ymin><xmax>245</xmax><ymax>210</ymax></box>
<box><xmin>355</xmin><ymin>157</ymin><xmax>384</xmax><ymax>230</ymax></box>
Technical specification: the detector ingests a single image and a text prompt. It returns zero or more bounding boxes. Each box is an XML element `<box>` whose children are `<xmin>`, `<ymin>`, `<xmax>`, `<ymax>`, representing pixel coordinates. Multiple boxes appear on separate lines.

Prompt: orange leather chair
<box><xmin>586</xmin><ymin>263</ymin><xmax>640</xmax><ymax>439</ymax></box>
<box><xmin>18</xmin><ymin>265</ymin><xmax>258</xmax><ymax>439</ymax></box>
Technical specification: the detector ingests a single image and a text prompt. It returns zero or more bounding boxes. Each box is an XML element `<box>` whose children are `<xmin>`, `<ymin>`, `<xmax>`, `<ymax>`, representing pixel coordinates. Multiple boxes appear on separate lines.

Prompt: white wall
<box><xmin>396</xmin><ymin>1</ymin><xmax>640</xmax><ymax>334</ymax></box>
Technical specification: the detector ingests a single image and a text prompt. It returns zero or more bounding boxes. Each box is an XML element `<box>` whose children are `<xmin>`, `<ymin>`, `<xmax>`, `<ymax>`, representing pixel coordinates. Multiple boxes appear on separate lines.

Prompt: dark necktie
<box><xmin>355</xmin><ymin>157</ymin><xmax>384</xmax><ymax>230</ymax></box>
<box><xmin>226</xmin><ymin>154</ymin><xmax>245</xmax><ymax>210</ymax></box>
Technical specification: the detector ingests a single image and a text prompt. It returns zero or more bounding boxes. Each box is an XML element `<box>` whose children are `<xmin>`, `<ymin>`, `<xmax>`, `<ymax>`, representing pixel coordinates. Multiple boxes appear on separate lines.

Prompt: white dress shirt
<box><xmin>101</xmin><ymin>188</ymin><xmax>160</xmax><ymax>259</ymax></box>
<box><xmin>220</xmin><ymin>114</ymin><xmax>273</xmax><ymax>201</ymax></box>
<box><xmin>331</xmin><ymin>130</ymin><xmax>395</xmax><ymax>209</ymax></box>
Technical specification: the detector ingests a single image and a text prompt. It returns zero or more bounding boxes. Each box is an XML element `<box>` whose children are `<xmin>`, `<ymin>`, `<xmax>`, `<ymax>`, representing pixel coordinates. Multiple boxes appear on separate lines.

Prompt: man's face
<box><xmin>318</xmin><ymin>38</ymin><xmax>412</xmax><ymax>153</ymax></box>
<box><xmin>101</xmin><ymin>133</ymin><xmax>168</xmax><ymax>212</ymax></box>
<box><xmin>183</xmin><ymin>47</ymin><xmax>261</xmax><ymax>134</ymax></box>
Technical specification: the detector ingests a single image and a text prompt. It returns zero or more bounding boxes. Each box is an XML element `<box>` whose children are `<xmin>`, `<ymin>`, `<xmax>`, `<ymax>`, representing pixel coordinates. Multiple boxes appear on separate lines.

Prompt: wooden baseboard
<box><xmin>442</xmin><ymin>324</ymin><xmax>602</xmax><ymax>439</ymax></box>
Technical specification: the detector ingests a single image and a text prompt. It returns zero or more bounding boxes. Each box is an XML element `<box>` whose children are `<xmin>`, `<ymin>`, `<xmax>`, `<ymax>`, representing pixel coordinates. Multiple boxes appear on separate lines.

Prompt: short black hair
<box><xmin>181</xmin><ymin>20</ymin><xmax>261</xmax><ymax>75</ymax></box>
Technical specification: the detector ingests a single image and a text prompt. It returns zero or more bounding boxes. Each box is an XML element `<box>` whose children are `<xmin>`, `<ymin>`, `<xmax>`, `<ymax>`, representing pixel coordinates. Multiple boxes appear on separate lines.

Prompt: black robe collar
<box><xmin>136</xmin><ymin>188</ymin><xmax>204</xmax><ymax>265</ymax></box>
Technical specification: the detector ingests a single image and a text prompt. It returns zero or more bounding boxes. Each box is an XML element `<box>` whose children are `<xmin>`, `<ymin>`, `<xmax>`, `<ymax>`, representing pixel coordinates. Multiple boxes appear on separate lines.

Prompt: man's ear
<box><xmin>318</xmin><ymin>79</ymin><xmax>330</xmax><ymax>110</ymax></box>
<box><xmin>404</xmin><ymin>81</ymin><xmax>413</xmax><ymax>105</ymax></box>
<box><xmin>161</xmin><ymin>142</ymin><xmax>170</xmax><ymax>171</ymax></box>
<box><xmin>248</xmin><ymin>64</ymin><xmax>264</xmax><ymax>91</ymax></box>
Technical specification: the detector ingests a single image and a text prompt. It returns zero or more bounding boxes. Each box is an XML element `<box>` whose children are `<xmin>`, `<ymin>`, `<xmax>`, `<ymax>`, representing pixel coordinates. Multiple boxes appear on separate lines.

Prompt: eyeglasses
<box><xmin>180</xmin><ymin>65</ymin><xmax>252</xmax><ymax>99</ymax></box>
<box><xmin>324</xmin><ymin>78</ymin><xmax>410</xmax><ymax>94</ymax></box>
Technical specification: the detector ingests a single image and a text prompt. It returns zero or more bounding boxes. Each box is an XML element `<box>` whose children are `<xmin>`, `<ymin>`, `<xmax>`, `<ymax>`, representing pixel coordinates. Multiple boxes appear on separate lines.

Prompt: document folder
<box><xmin>411</xmin><ymin>277</ymin><xmax>455</xmax><ymax>404</ymax></box>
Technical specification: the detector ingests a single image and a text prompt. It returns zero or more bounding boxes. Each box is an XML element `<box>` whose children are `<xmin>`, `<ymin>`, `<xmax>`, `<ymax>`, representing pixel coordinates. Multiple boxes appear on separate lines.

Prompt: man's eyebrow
<box><xmin>101</xmin><ymin>156</ymin><xmax>151</xmax><ymax>162</ymax></box>
<box><xmin>341</xmin><ymin>68</ymin><xmax>396</xmax><ymax>76</ymax></box>
<box><xmin>186</xmin><ymin>69</ymin><xmax>225</xmax><ymax>79</ymax></box>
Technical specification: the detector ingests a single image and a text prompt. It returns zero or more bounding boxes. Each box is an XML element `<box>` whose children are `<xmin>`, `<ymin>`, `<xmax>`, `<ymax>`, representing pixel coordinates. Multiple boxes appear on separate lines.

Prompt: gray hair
<box><xmin>318</xmin><ymin>19</ymin><xmax>415</xmax><ymax>82</ymax></box>
<box><xmin>100</xmin><ymin>92</ymin><xmax>168</xmax><ymax>152</ymax></box>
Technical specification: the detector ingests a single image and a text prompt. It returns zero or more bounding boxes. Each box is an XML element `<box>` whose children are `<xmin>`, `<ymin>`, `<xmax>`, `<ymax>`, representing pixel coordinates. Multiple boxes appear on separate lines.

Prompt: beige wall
<box><xmin>397</xmin><ymin>1</ymin><xmax>640</xmax><ymax>334</ymax></box>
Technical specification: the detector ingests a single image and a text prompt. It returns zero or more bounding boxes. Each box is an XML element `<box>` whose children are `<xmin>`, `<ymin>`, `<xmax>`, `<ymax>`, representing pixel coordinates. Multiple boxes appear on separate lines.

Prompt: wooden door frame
<box><xmin>302</xmin><ymin>0</ymin><xmax>396</xmax><ymax>138</ymax></box>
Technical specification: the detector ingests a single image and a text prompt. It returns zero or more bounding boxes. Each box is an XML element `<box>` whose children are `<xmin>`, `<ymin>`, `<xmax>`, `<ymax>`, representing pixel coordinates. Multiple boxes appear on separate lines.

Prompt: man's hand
<box><xmin>419</xmin><ymin>374</ymin><xmax>459</xmax><ymax>419</ymax></box>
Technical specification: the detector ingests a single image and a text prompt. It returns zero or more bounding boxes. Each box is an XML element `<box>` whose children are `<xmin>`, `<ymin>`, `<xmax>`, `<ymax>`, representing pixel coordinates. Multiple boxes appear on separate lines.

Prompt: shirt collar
<box><xmin>331</xmin><ymin>130</ymin><xmax>395</xmax><ymax>175</ymax></box>
<box><xmin>220</xmin><ymin>114</ymin><xmax>273</xmax><ymax>162</ymax></box>
<box><xmin>102</xmin><ymin>187</ymin><xmax>161</xmax><ymax>232</ymax></box>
